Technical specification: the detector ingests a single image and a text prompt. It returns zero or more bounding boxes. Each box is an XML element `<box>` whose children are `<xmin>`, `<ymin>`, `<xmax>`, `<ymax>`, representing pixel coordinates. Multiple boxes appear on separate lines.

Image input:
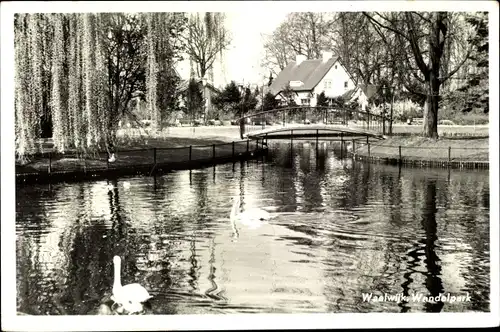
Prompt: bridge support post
<box><xmin>316</xmin><ymin>129</ymin><xmax>319</xmax><ymax>156</ymax></box>
<box><xmin>48</xmin><ymin>152</ymin><xmax>52</xmax><ymax>174</ymax></box>
<box><xmin>340</xmin><ymin>132</ymin><xmax>344</xmax><ymax>158</ymax></box>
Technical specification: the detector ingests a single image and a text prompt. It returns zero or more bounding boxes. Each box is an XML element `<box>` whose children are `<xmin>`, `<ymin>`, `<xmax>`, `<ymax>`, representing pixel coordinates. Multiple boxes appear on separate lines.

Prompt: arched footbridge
<box><xmin>237</xmin><ymin>106</ymin><xmax>392</xmax><ymax>141</ymax></box>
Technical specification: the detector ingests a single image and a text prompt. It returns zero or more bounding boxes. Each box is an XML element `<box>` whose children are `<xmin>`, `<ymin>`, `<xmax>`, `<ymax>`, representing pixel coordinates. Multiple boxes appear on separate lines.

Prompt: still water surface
<box><xmin>16</xmin><ymin>143</ymin><xmax>490</xmax><ymax>314</ymax></box>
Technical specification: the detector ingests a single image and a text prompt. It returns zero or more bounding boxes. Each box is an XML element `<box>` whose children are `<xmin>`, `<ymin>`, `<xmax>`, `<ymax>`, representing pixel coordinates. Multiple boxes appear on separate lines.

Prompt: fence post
<box><xmin>448</xmin><ymin>146</ymin><xmax>451</xmax><ymax>165</ymax></box>
<box><xmin>291</xmin><ymin>129</ymin><xmax>293</xmax><ymax>146</ymax></box>
<box><xmin>212</xmin><ymin>144</ymin><xmax>216</xmax><ymax>160</ymax></box>
<box><xmin>153</xmin><ymin>148</ymin><xmax>157</xmax><ymax>165</ymax></box>
<box><xmin>366</xmin><ymin>136</ymin><xmax>369</xmax><ymax>145</ymax></box>
<box><xmin>246</xmin><ymin>140</ymin><xmax>249</xmax><ymax>153</ymax></box>
<box><xmin>316</xmin><ymin>129</ymin><xmax>319</xmax><ymax>147</ymax></box>
<box><xmin>189</xmin><ymin>145</ymin><xmax>192</xmax><ymax>162</ymax></box>
<box><xmin>232</xmin><ymin>141</ymin><xmax>235</xmax><ymax>158</ymax></box>
<box><xmin>48</xmin><ymin>152</ymin><xmax>52</xmax><ymax>174</ymax></box>
<box><xmin>352</xmin><ymin>139</ymin><xmax>355</xmax><ymax>154</ymax></box>
<box><xmin>399</xmin><ymin>145</ymin><xmax>402</xmax><ymax>164</ymax></box>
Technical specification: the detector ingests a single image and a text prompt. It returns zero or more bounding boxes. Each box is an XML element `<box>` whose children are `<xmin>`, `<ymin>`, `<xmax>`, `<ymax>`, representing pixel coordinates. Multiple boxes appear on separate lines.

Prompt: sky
<box><xmin>223</xmin><ymin>11</ymin><xmax>290</xmax><ymax>85</ymax></box>
<box><xmin>176</xmin><ymin>10</ymin><xmax>291</xmax><ymax>88</ymax></box>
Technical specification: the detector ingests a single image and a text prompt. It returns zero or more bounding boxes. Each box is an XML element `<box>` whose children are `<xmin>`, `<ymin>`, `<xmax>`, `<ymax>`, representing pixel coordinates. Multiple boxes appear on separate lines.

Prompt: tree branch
<box><xmin>363</xmin><ymin>12</ymin><xmax>410</xmax><ymax>42</ymax></box>
<box><xmin>405</xmin><ymin>12</ymin><xmax>430</xmax><ymax>78</ymax></box>
<box><xmin>439</xmin><ymin>49</ymin><xmax>471</xmax><ymax>84</ymax></box>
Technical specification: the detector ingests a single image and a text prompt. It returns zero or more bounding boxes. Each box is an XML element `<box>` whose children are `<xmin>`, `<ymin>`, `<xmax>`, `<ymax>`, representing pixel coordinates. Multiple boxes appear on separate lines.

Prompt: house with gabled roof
<box><xmin>343</xmin><ymin>83</ymin><xmax>381</xmax><ymax>111</ymax></box>
<box><xmin>269</xmin><ymin>51</ymin><xmax>362</xmax><ymax>108</ymax></box>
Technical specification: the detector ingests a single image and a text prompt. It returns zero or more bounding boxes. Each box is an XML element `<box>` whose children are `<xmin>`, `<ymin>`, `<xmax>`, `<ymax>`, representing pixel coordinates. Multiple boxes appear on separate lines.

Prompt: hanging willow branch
<box><xmin>146</xmin><ymin>13</ymin><xmax>159</xmax><ymax>130</ymax></box>
<box><xmin>68</xmin><ymin>13</ymin><xmax>81</xmax><ymax>149</ymax></box>
<box><xmin>94</xmin><ymin>13</ymin><xmax>109</xmax><ymax>149</ymax></box>
<box><xmin>28</xmin><ymin>14</ymin><xmax>43</xmax><ymax>148</ymax></box>
<box><xmin>51</xmin><ymin>13</ymin><xmax>67</xmax><ymax>152</ymax></box>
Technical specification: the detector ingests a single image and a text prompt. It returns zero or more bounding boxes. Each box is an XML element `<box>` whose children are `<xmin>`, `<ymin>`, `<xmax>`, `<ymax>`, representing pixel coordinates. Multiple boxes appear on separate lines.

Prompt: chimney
<box><xmin>322</xmin><ymin>51</ymin><xmax>333</xmax><ymax>62</ymax></box>
<box><xmin>295</xmin><ymin>54</ymin><xmax>307</xmax><ymax>66</ymax></box>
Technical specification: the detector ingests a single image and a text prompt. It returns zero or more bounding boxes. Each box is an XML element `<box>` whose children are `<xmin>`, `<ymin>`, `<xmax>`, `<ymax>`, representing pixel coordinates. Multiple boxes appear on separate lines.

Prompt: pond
<box><xmin>16</xmin><ymin>142</ymin><xmax>490</xmax><ymax>315</ymax></box>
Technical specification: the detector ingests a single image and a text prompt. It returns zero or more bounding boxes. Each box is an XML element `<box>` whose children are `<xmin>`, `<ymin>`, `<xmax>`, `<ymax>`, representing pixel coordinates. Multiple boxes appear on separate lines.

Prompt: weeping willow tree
<box><xmin>15</xmin><ymin>14</ymin><xmax>43</xmax><ymax>158</ymax></box>
<box><xmin>15</xmin><ymin>12</ymin><xmax>182</xmax><ymax>159</ymax></box>
<box><xmin>15</xmin><ymin>13</ymin><xmax>110</xmax><ymax>159</ymax></box>
<box><xmin>145</xmin><ymin>13</ymin><xmax>186</xmax><ymax>131</ymax></box>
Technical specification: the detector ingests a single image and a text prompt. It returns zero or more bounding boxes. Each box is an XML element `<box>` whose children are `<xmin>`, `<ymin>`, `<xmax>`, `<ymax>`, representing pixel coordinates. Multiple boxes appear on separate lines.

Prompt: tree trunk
<box><xmin>422</xmin><ymin>75</ymin><xmax>439</xmax><ymax>139</ymax></box>
<box><xmin>422</xmin><ymin>13</ymin><xmax>444</xmax><ymax>139</ymax></box>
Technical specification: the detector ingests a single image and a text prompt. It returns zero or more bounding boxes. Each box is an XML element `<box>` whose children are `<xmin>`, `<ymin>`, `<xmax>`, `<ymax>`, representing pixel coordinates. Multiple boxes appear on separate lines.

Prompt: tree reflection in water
<box><xmin>420</xmin><ymin>179</ymin><xmax>444</xmax><ymax>313</ymax></box>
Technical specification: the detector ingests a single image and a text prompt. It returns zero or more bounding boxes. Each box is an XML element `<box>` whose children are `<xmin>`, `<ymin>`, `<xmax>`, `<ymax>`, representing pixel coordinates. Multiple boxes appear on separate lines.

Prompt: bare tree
<box><xmin>331</xmin><ymin>12</ymin><xmax>391</xmax><ymax>86</ymax></box>
<box><xmin>182</xmin><ymin>13</ymin><xmax>231</xmax><ymax>79</ymax></box>
<box><xmin>364</xmin><ymin>12</ymin><xmax>472</xmax><ymax>138</ymax></box>
<box><xmin>262</xmin><ymin>12</ymin><xmax>334</xmax><ymax>76</ymax></box>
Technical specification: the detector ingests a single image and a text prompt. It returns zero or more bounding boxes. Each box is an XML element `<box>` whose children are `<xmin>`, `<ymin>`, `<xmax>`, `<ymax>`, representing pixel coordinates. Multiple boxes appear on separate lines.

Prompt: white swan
<box><xmin>108</xmin><ymin>153</ymin><xmax>116</xmax><ymax>163</ymax></box>
<box><xmin>111</xmin><ymin>256</ymin><xmax>152</xmax><ymax>314</ymax></box>
<box><xmin>122</xmin><ymin>181</ymin><xmax>131</xmax><ymax>189</ymax></box>
<box><xmin>230</xmin><ymin>196</ymin><xmax>272</xmax><ymax>229</ymax></box>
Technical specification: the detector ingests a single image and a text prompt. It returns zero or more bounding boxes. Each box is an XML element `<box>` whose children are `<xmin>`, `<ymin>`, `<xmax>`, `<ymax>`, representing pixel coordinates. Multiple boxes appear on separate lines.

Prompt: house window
<box><xmin>344</xmin><ymin>81</ymin><xmax>348</xmax><ymax>88</ymax></box>
<box><xmin>324</xmin><ymin>80</ymin><xmax>332</xmax><ymax>89</ymax></box>
<box><xmin>301</xmin><ymin>98</ymin><xmax>310</xmax><ymax>105</ymax></box>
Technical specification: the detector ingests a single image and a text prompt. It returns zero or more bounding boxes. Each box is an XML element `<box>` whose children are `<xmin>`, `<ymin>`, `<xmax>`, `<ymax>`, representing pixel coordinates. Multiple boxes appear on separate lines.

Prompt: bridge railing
<box><xmin>237</xmin><ymin>106</ymin><xmax>391</xmax><ymax>139</ymax></box>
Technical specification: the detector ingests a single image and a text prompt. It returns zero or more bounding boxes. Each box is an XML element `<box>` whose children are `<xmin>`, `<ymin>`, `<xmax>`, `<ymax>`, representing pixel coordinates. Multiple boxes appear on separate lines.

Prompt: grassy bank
<box><xmin>355</xmin><ymin>136</ymin><xmax>489</xmax><ymax>162</ymax></box>
<box><xmin>16</xmin><ymin>135</ymin><xmax>254</xmax><ymax>176</ymax></box>
<box><xmin>385</xmin><ymin>124</ymin><xmax>489</xmax><ymax>137</ymax></box>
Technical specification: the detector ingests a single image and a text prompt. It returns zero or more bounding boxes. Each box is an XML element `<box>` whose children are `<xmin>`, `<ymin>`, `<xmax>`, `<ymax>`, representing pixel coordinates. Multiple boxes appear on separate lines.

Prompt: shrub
<box><xmin>391</xmin><ymin>99</ymin><xmax>423</xmax><ymax>122</ymax></box>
